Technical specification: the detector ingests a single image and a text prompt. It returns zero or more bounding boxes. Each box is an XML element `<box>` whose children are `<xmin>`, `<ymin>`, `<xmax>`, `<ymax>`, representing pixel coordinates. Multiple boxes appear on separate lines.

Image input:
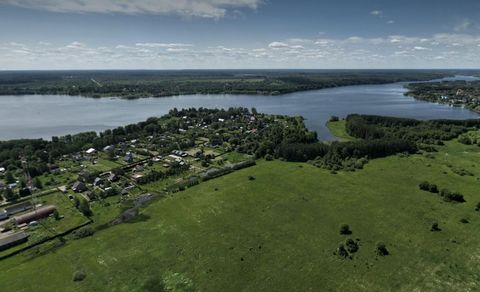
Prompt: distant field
<box><xmin>0</xmin><ymin>136</ymin><xmax>479</xmax><ymax>291</ymax></box>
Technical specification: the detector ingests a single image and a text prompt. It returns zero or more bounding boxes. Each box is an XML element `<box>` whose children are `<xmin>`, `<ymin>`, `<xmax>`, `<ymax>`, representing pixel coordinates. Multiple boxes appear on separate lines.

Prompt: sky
<box><xmin>0</xmin><ymin>0</ymin><xmax>480</xmax><ymax>69</ymax></box>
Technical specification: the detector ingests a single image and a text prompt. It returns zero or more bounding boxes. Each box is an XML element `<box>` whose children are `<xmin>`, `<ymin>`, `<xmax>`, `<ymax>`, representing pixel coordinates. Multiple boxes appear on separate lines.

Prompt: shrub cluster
<box><xmin>440</xmin><ymin>189</ymin><xmax>466</xmax><ymax>203</ymax></box>
<box><xmin>418</xmin><ymin>181</ymin><xmax>438</xmax><ymax>193</ymax></box>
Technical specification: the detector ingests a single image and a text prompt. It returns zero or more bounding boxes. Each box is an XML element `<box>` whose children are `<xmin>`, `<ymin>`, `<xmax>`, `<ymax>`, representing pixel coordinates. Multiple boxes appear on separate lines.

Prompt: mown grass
<box><xmin>0</xmin><ymin>140</ymin><xmax>479</xmax><ymax>291</ymax></box>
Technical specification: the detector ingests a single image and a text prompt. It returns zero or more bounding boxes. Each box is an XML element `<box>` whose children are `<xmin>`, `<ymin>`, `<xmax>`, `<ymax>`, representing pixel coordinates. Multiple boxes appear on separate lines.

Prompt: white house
<box><xmin>86</xmin><ymin>148</ymin><xmax>96</xmax><ymax>155</ymax></box>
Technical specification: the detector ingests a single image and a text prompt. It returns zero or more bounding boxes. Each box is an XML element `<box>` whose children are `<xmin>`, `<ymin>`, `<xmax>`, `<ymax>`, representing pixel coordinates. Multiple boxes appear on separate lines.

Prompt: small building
<box><xmin>58</xmin><ymin>185</ymin><xmax>67</xmax><ymax>194</ymax></box>
<box><xmin>82</xmin><ymin>191</ymin><xmax>95</xmax><ymax>202</ymax></box>
<box><xmin>72</xmin><ymin>181</ymin><xmax>87</xmax><ymax>193</ymax></box>
<box><xmin>0</xmin><ymin>209</ymin><xmax>8</xmax><ymax>221</ymax></box>
<box><xmin>85</xmin><ymin>148</ymin><xmax>96</xmax><ymax>155</ymax></box>
<box><xmin>0</xmin><ymin>231</ymin><xmax>29</xmax><ymax>251</ymax></box>
<box><xmin>48</xmin><ymin>164</ymin><xmax>60</xmax><ymax>174</ymax></box>
<box><xmin>133</xmin><ymin>165</ymin><xmax>144</xmax><ymax>172</ymax></box>
<box><xmin>103</xmin><ymin>145</ymin><xmax>115</xmax><ymax>152</ymax></box>
<box><xmin>0</xmin><ymin>167</ymin><xmax>5</xmax><ymax>173</ymax></box>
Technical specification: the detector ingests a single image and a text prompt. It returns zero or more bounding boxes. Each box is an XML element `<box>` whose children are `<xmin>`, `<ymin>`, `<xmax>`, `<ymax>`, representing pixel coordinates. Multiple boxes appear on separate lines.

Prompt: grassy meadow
<box><xmin>0</xmin><ymin>136</ymin><xmax>479</xmax><ymax>291</ymax></box>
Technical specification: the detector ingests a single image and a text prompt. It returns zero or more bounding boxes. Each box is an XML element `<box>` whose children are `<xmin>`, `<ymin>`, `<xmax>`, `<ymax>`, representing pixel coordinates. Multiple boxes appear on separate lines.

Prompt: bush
<box><xmin>73</xmin><ymin>226</ymin><xmax>95</xmax><ymax>239</ymax></box>
<box><xmin>440</xmin><ymin>189</ymin><xmax>465</xmax><ymax>203</ymax></box>
<box><xmin>265</xmin><ymin>154</ymin><xmax>274</xmax><ymax>161</ymax></box>
<box><xmin>375</xmin><ymin>242</ymin><xmax>389</xmax><ymax>256</ymax></box>
<box><xmin>475</xmin><ymin>202</ymin><xmax>480</xmax><ymax>212</ymax></box>
<box><xmin>336</xmin><ymin>244</ymin><xmax>348</xmax><ymax>258</ymax></box>
<box><xmin>460</xmin><ymin>218</ymin><xmax>469</xmax><ymax>224</ymax></box>
<box><xmin>345</xmin><ymin>239</ymin><xmax>359</xmax><ymax>253</ymax></box>
<box><xmin>419</xmin><ymin>181</ymin><xmax>438</xmax><ymax>193</ymax></box>
<box><xmin>248</xmin><ymin>176</ymin><xmax>256</xmax><ymax>181</ymax></box>
<box><xmin>72</xmin><ymin>271</ymin><xmax>86</xmax><ymax>282</ymax></box>
<box><xmin>329</xmin><ymin>116</ymin><xmax>339</xmax><ymax>122</ymax></box>
<box><xmin>339</xmin><ymin>224</ymin><xmax>352</xmax><ymax>235</ymax></box>
<box><xmin>431</xmin><ymin>222</ymin><xmax>441</xmax><ymax>232</ymax></box>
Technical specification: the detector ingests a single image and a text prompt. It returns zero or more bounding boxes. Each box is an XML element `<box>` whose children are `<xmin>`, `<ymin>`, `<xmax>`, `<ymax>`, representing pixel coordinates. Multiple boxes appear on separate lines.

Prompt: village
<box><xmin>0</xmin><ymin>108</ymin><xmax>304</xmax><ymax>255</ymax></box>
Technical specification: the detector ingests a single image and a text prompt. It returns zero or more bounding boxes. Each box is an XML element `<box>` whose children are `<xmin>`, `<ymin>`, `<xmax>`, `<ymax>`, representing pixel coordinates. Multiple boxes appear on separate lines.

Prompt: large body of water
<box><xmin>0</xmin><ymin>76</ymin><xmax>479</xmax><ymax>141</ymax></box>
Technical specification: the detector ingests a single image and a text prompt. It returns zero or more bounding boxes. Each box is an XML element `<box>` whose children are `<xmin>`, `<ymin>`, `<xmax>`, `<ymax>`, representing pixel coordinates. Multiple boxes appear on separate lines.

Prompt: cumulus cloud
<box><xmin>2</xmin><ymin>33</ymin><xmax>480</xmax><ymax>69</ymax></box>
<box><xmin>3</xmin><ymin>0</ymin><xmax>262</xmax><ymax>18</ymax></box>
<box><xmin>370</xmin><ymin>10</ymin><xmax>382</xmax><ymax>16</ymax></box>
<box><xmin>135</xmin><ymin>43</ymin><xmax>193</xmax><ymax>48</ymax></box>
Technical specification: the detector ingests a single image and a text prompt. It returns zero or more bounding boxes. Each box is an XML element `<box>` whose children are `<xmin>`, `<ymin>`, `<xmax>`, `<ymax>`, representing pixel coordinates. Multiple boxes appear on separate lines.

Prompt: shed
<box><xmin>5</xmin><ymin>202</ymin><xmax>33</xmax><ymax>216</ymax></box>
<box><xmin>85</xmin><ymin>148</ymin><xmax>96</xmax><ymax>155</ymax></box>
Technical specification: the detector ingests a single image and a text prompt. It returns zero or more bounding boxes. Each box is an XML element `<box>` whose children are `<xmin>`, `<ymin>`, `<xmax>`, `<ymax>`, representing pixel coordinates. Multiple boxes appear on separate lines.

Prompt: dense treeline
<box><xmin>277</xmin><ymin>114</ymin><xmax>479</xmax><ymax>170</ymax></box>
<box><xmin>345</xmin><ymin>114</ymin><xmax>478</xmax><ymax>144</ymax></box>
<box><xmin>0</xmin><ymin>70</ymin><xmax>452</xmax><ymax>99</ymax></box>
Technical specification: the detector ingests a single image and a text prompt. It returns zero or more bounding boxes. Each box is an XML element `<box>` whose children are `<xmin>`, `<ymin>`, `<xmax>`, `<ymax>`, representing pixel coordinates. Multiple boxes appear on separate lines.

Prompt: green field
<box><xmin>1</xmin><ymin>138</ymin><xmax>479</xmax><ymax>291</ymax></box>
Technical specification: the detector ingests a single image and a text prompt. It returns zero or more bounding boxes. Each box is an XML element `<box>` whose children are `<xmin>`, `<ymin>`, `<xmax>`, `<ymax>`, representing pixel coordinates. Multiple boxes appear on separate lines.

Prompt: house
<box><xmin>124</xmin><ymin>152</ymin><xmax>134</xmax><ymax>163</ymax></box>
<box><xmin>108</xmin><ymin>173</ymin><xmax>119</xmax><ymax>182</ymax></box>
<box><xmin>132</xmin><ymin>173</ymin><xmax>144</xmax><ymax>182</ymax></box>
<box><xmin>49</xmin><ymin>164</ymin><xmax>60</xmax><ymax>174</ymax></box>
<box><xmin>57</xmin><ymin>186</ymin><xmax>67</xmax><ymax>194</ymax></box>
<box><xmin>8</xmin><ymin>183</ymin><xmax>17</xmax><ymax>189</ymax></box>
<box><xmin>85</xmin><ymin>148</ymin><xmax>96</xmax><ymax>155</ymax></box>
<box><xmin>72</xmin><ymin>181</ymin><xmax>87</xmax><ymax>193</ymax></box>
<box><xmin>93</xmin><ymin>177</ymin><xmax>104</xmax><ymax>187</ymax></box>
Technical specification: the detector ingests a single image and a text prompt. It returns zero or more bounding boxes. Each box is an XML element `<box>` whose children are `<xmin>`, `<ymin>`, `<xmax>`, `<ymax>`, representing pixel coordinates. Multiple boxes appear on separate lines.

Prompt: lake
<box><xmin>0</xmin><ymin>76</ymin><xmax>479</xmax><ymax>141</ymax></box>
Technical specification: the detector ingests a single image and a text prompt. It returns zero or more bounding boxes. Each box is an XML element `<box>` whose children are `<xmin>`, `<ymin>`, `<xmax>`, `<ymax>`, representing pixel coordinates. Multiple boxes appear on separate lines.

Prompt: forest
<box><xmin>0</xmin><ymin>70</ymin><xmax>455</xmax><ymax>98</ymax></box>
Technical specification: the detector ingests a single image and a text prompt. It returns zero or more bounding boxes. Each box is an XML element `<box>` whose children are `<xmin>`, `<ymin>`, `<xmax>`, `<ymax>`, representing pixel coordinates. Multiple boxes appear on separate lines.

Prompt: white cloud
<box><xmin>3</xmin><ymin>0</ymin><xmax>262</xmax><ymax>18</ymax></box>
<box><xmin>268</xmin><ymin>42</ymin><xmax>290</xmax><ymax>49</ymax></box>
<box><xmin>2</xmin><ymin>33</ymin><xmax>480</xmax><ymax>69</ymax></box>
<box><xmin>387</xmin><ymin>20</ymin><xmax>395</xmax><ymax>24</ymax></box>
<box><xmin>135</xmin><ymin>43</ymin><xmax>193</xmax><ymax>48</ymax></box>
<box><xmin>413</xmin><ymin>46</ymin><xmax>431</xmax><ymax>51</ymax></box>
<box><xmin>370</xmin><ymin>10</ymin><xmax>382</xmax><ymax>16</ymax></box>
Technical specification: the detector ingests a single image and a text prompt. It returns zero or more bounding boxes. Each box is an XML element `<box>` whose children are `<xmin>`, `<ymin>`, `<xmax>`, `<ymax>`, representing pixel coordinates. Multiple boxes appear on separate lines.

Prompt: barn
<box><xmin>13</xmin><ymin>205</ymin><xmax>57</xmax><ymax>225</ymax></box>
<box><xmin>0</xmin><ymin>231</ymin><xmax>29</xmax><ymax>251</ymax></box>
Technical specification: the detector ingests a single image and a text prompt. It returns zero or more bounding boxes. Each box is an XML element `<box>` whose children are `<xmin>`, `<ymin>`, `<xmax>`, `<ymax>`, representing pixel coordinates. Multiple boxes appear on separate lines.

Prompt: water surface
<box><xmin>0</xmin><ymin>76</ymin><xmax>478</xmax><ymax>141</ymax></box>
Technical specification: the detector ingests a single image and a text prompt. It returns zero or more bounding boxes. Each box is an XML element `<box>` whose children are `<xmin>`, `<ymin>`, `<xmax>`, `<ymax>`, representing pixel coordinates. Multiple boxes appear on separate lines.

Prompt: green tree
<box><xmin>33</xmin><ymin>177</ymin><xmax>43</xmax><ymax>189</ymax></box>
<box><xmin>4</xmin><ymin>188</ymin><xmax>19</xmax><ymax>202</ymax></box>
<box><xmin>5</xmin><ymin>172</ymin><xmax>15</xmax><ymax>184</ymax></box>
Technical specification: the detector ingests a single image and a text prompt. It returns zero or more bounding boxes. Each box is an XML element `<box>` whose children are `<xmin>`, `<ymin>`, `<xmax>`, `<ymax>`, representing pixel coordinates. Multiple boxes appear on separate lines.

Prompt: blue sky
<box><xmin>0</xmin><ymin>0</ymin><xmax>480</xmax><ymax>69</ymax></box>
